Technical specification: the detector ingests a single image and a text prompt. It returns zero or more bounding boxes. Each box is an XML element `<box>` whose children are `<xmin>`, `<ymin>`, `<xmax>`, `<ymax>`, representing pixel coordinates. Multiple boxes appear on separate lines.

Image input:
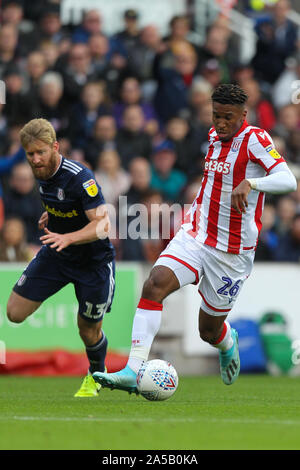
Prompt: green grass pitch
<box><xmin>0</xmin><ymin>375</ymin><xmax>299</xmax><ymax>450</ymax></box>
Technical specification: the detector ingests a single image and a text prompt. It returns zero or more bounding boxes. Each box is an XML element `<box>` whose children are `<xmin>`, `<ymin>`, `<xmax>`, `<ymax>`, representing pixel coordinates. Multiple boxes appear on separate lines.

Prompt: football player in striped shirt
<box><xmin>93</xmin><ymin>83</ymin><xmax>297</xmax><ymax>392</ymax></box>
<box><xmin>6</xmin><ymin>118</ymin><xmax>115</xmax><ymax>397</ymax></box>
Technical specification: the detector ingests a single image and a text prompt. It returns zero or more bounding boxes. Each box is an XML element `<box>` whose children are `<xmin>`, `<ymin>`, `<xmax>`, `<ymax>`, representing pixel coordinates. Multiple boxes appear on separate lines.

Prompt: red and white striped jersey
<box><xmin>182</xmin><ymin>120</ymin><xmax>285</xmax><ymax>254</ymax></box>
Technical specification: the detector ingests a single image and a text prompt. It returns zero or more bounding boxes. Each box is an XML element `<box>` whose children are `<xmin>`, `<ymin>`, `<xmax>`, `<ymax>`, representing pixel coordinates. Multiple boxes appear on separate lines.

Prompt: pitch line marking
<box><xmin>0</xmin><ymin>416</ymin><xmax>299</xmax><ymax>426</ymax></box>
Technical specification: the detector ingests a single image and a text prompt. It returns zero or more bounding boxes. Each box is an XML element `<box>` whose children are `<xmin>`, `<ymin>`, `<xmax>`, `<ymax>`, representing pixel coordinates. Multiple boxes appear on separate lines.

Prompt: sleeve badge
<box><xmin>265</xmin><ymin>145</ymin><xmax>282</xmax><ymax>160</ymax></box>
<box><xmin>83</xmin><ymin>179</ymin><xmax>99</xmax><ymax>197</ymax></box>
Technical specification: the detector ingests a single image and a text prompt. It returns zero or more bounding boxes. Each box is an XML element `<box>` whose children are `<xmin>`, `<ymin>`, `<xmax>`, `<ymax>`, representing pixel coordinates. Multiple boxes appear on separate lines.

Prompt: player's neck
<box><xmin>49</xmin><ymin>154</ymin><xmax>62</xmax><ymax>179</ymax></box>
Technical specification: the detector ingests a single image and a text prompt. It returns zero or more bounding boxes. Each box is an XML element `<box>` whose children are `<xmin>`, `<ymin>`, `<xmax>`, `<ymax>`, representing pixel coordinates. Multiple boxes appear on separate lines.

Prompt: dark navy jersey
<box><xmin>38</xmin><ymin>156</ymin><xmax>115</xmax><ymax>266</ymax></box>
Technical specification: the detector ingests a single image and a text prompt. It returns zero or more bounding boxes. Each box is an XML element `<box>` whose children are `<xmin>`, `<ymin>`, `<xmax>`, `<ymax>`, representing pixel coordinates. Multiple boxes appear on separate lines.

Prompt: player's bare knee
<box><xmin>142</xmin><ymin>267</ymin><xmax>177</xmax><ymax>302</ymax></box>
<box><xmin>6</xmin><ymin>305</ymin><xmax>24</xmax><ymax>324</ymax></box>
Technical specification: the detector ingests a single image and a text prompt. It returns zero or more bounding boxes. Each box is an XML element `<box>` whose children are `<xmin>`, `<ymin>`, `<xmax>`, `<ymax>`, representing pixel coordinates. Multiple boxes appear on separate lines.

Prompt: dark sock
<box><xmin>85</xmin><ymin>333</ymin><xmax>108</xmax><ymax>374</ymax></box>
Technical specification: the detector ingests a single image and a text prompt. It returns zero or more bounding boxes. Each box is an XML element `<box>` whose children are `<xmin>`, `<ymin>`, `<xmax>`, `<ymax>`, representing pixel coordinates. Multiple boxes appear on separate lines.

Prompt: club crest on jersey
<box><xmin>57</xmin><ymin>188</ymin><xmax>65</xmax><ymax>200</ymax></box>
<box><xmin>83</xmin><ymin>179</ymin><xmax>98</xmax><ymax>197</ymax></box>
<box><xmin>265</xmin><ymin>145</ymin><xmax>282</xmax><ymax>160</ymax></box>
<box><xmin>17</xmin><ymin>274</ymin><xmax>27</xmax><ymax>286</ymax></box>
<box><xmin>231</xmin><ymin>140</ymin><xmax>241</xmax><ymax>152</ymax></box>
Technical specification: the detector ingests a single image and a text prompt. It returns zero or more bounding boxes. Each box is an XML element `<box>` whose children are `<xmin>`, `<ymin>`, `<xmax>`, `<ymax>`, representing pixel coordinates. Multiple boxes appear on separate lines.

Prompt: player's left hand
<box><xmin>231</xmin><ymin>179</ymin><xmax>252</xmax><ymax>214</ymax></box>
<box><xmin>40</xmin><ymin>228</ymin><xmax>72</xmax><ymax>252</ymax></box>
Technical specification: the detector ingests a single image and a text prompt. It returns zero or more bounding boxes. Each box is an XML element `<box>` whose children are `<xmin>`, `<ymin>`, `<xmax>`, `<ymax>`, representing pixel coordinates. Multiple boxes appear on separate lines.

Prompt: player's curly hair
<box><xmin>211</xmin><ymin>84</ymin><xmax>248</xmax><ymax>106</ymax></box>
<box><xmin>20</xmin><ymin>118</ymin><xmax>56</xmax><ymax>148</ymax></box>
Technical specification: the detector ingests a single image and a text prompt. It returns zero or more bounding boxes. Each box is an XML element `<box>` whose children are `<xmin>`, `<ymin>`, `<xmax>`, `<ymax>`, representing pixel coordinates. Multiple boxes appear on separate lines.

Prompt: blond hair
<box><xmin>20</xmin><ymin>118</ymin><xmax>56</xmax><ymax>148</ymax></box>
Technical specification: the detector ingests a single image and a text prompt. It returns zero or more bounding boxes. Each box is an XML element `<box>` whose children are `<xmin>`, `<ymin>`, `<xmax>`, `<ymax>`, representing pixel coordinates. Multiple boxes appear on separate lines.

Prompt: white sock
<box><xmin>211</xmin><ymin>321</ymin><xmax>233</xmax><ymax>352</ymax></box>
<box><xmin>127</xmin><ymin>298</ymin><xmax>162</xmax><ymax>373</ymax></box>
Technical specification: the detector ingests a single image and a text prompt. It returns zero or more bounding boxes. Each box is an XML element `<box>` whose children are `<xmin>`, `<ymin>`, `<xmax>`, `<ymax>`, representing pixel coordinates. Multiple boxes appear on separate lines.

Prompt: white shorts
<box><xmin>153</xmin><ymin>229</ymin><xmax>255</xmax><ymax>316</ymax></box>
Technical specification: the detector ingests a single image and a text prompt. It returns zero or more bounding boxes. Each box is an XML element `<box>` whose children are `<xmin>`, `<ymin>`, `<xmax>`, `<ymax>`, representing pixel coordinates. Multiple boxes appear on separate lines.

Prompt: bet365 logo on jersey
<box><xmin>205</xmin><ymin>160</ymin><xmax>231</xmax><ymax>175</ymax></box>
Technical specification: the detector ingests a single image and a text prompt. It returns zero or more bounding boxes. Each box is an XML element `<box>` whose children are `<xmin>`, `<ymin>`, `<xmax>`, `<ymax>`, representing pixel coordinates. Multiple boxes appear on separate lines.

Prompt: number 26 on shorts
<box><xmin>217</xmin><ymin>277</ymin><xmax>241</xmax><ymax>297</ymax></box>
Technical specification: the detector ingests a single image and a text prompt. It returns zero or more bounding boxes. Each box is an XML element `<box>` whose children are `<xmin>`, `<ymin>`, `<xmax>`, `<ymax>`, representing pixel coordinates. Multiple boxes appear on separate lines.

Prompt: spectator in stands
<box><xmin>37</xmin><ymin>71</ymin><xmax>70</xmax><ymax>139</ymax></box>
<box><xmin>286</xmin><ymin>130</ymin><xmax>300</xmax><ymax>165</ymax></box>
<box><xmin>241</xmin><ymin>78</ymin><xmax>276</xmax><ymax>132</ymax></box>
<box><xmin>69</xmin><ymin>81</ymin><xmax>111</xmax><ymax>149</ymax></box>
<box><xmin>88</xmin><ymin>33</ymin><xmax>110</xmax><ymax>75</ymax></box>
<box><xmin>116</xmin><ymin>104</ymin><xmax>152</xmax><ymax>169</ymax></box>
<box><xmin>163</xmin><ymin>14</ymin><xmax>200</xmax><ymax>50</ymax></box>
<box><xmin>60</xmin><ymin>43</ymin><xmax>97</xmax><ymax>104</ymax></box>
<box><xmin>0</xmin><ymin>216</ymin><xmax>33</xmax><ymax>262</ymax></box>
<box><xmin>37</xmin><ymin>3</ymin><xmax>69</xmax><ymax>44</ymax></box>
<box><xmin>5</xmin><ymin>122</ymin><xmax>24</xmax><ymax>154</ymax></box>
<box><xmin>2</xmin><ymin>0</ymin><xmax>37</xmax><ymax>57</ymax></box>
<box><xmin>118</xmin><ymin>157</ymin><xmax>152</xmax><ymax>260</ymax></box>
<box><xmin>255</xmin><ymin>203</ymin><xmax>279</xmax><ymax>261</ymax></box>
<box><xmin>121</xmin><ymin>188</ymin><xmax>165</xmax><ymax>262</ymax></box>
<box><xmin>272</xmin><ymin>52</ymin><xmax>300</xmax><ymax>109</ymax></box>
<box><xmin>232</xmin><ymin>62</ymin><xmax>255</xmax><ymax>86</ymax></box>
<box><xmin>26</xmin><ymin>50</ymin><xmax>48</xmax><ymax>91</ymax></box>
<box><xmin>188</xmin><ymin>77</ymin><xmax>213</xmax><ymax>117</ymax></box>
<box><xmin>0</xmin><ymin>23</ymin><xmax>19</xmax><ymax>77</ymax></box>
<box><xmin>197</xmin><ymin>25</ymin><xmax>232</xmax><ymax>83</ymax></box>
<box><xmin>84</xmin><ymin>115</ymin><xmax>118</xmax><ymax>170</ymax></box>
<box><xmin>112</xmin><ymin>76</ymin><xmax>158</xmax><ymax>134</ymax></box>
<box><xmin>2</xmin><ymin>0</ymin><xmax>24</xmax><ymax>28</ymax></box>
<box><xmin>273</xmin><ymin>103</ymin><xmax>300</xmax><ymax>140</ymax></box>
<box><xmin>3</xmin><ymin>64</ymin><xmax>39</xmax><ymax>125</ymax></box>
<box><xmin>165</xmin><ymin>116</ymin><xmax>203</xmax><ymax>178</ymax></box>
<box><xmin>290</xmin><ymin>180</ymin><xmax>300</xmax><ymax>212</ymax></box>
<box><xmin>3</xmin><ymin>162</ymin><xmax>43</xmax><ymax>245</ymax></box>
<box><xmin>39</xmin><ymin>40</ymin><xmax>60</xmax><ymax>70</ymax></box>
<box><xmin>150</xmin><ymin>140</ymin><xmax>187</xmax><ymax>202</ymax></box>
<box><xmin>0</xmin><ymin>147</ymin><xmax>26</xmax><ymax>230</ymax></box>
<box><xmin>123</xmin><ymin>157</ymin><xmax>151</xmax><ymax>205</ymax></box>
<box><xmin>126</xmin><ymin>25</ymin><xmax>163</xmax><ymax>87</ymax></box>
<box><xmin>153</xmin><ymin>40</ymin><xmax>198</xmax><ymax>123</ymax></box>
<box><xmin>172</xmin><ymin>181</ymin><xmax>201</xmax><ymax>236</ymax></box>
<box><xmin>138</xmin><ymin>189</ymin><xmax>166</xmax><ymax>263</ymax></box>
<box><xmin>200</xmin><ymin>58</ymin><xmax>222</xmax><ymax>90</ymax></box>
<box><xmin>110</xmin><ymin>9</ymin><xmax>141</xmax><ymax>61</ymax></box>
<box><xmin>94</xmin><ymin>148</ymin><xmax>131</xmax><ymax>207</ymax></box>
<box><xmin>0</xmin><ymin>103</ymin><xmax>9</xmax><ymax>154</ymax></box>
<box><xmin>275</xmin><ymin>195</ymin><xmax>297</xmax><ymax>236</ymax></box>
<box><xmin>251</xmin><ymin>0</ymin><xmax>298</xmax><ymax>85</ymax></box>
<box><xmin>72</xmin><ymin>9</ymin><xmax>103</xmax><ymax>44</ymax></box>
<box><xmin>274</xmin><ymin>214</ymin><xmax>300</xmax><ymax>262</ymax></box>
<box><xmin>189</xmin><ymin>99</ymin><xmax>213</xmax><ymax>162</ymax></box>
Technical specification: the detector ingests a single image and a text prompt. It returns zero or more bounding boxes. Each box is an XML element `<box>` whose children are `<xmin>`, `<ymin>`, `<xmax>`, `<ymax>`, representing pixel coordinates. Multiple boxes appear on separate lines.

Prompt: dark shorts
<box><xmin>13</xmin><ymin>247</ymin><xmax>115</xmax><ymax>323</ymax></box>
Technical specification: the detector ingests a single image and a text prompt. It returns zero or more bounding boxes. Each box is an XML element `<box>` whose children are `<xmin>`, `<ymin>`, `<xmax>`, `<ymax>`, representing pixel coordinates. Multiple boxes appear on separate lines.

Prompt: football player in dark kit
<box><xmin>6</xmin><ymin>118</ymin><xmax>115</xmax><ymax>397</ymax></box>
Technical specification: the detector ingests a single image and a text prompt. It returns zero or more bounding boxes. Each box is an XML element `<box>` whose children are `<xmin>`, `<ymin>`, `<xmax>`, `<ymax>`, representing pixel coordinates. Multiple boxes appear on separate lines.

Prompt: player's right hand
<box><xmin>231</xmin><ymin>179</ymin><xmax>252</xmax><ymax>214</ymax></box>
<box><xmin>38</xmin><ymin>211</ymin><xmax>48</xmax><ymax>230</ymax></box>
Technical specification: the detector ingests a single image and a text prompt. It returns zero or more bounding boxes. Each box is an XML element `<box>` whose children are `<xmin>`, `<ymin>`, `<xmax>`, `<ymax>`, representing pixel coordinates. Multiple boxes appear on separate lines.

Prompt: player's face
<box><xmin>212</xmin><ymin>102</ymin><xmax>247</xmax><ymax>142</ymax></box>
<box><xmin>25</xmin><ymin>139</ymin><xmax>60</xmax><ymax>180</ymax></box>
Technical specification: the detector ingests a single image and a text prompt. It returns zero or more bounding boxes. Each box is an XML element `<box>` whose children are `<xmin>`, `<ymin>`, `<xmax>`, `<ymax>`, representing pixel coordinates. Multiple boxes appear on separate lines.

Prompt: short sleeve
<box><xmin>75</xmin><ymin>166</ymin><xmax>105</xmax><ymax>211</ymax></box>
<box><xmin>247</xmin><ymin>130</ymin><xmax>286</xmax><ymax>174</ymax></box>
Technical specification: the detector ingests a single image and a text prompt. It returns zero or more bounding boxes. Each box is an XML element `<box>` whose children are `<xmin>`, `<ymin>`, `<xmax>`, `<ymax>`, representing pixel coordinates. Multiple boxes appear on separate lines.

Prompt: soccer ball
<box><xmin>137</xmin><ymin>359</ymin><xmax>178</xmax><ymax>401</ymax></box>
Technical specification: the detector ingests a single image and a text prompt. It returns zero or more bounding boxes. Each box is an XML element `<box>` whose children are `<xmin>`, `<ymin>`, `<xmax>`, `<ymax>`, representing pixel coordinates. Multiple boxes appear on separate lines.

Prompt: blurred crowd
<box><xmin>1</xmin><ymin>0</ymin><xmax>300</xmax><ymax>263</ymax></box>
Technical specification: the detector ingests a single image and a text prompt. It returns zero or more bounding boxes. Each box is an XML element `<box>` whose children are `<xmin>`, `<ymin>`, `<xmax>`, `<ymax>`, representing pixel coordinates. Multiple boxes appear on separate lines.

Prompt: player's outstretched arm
<box><xmin>40</xmin><ymin>205</ymin><xmax>110</xmax><ymax>252</ymax></box>
<box><xmin>246</xmin><ymin>162</ymin><xmax>297</xmax><ymax>195</ymax></box>
<box><xmin>231</xmin><ymin>163</ymin><xmax>297</xmax><ymax>214</ymax></box>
